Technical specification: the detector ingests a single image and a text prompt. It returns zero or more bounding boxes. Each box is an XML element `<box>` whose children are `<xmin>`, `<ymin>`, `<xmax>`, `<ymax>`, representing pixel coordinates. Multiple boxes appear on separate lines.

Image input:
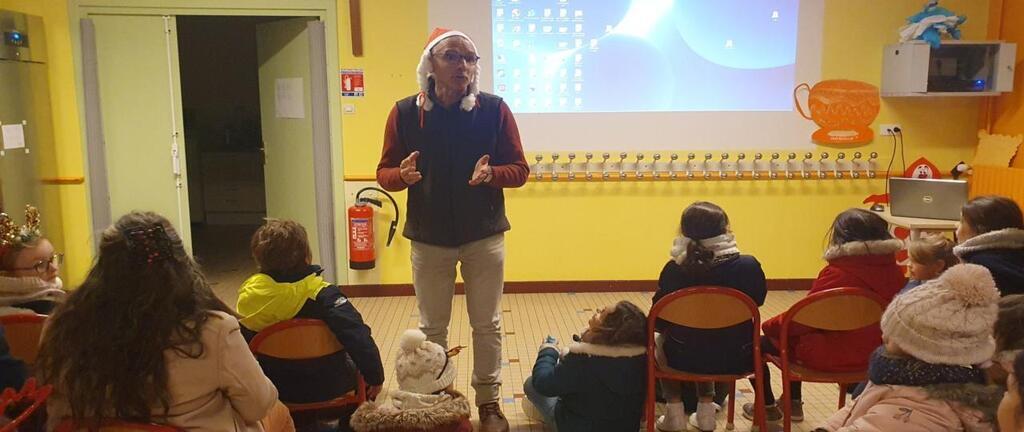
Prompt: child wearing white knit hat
<box><xmin>817</xmin><ymin>264</ymin><xmax>1004</xmax><ymax>432</ymax></box>
<box><xmin>349</xmin><ymin>329</ymin><xmax>471</xmax><ymax>432</ymax></box>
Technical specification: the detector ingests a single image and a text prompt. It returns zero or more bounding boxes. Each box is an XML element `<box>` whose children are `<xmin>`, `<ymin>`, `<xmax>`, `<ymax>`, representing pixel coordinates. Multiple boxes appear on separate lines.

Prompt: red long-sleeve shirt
<box><xmin>374</xmin><ymin>93</ymin><xmax>529</xmax><ymax>247</ymax></box>
<box><xmin>376</xmin><ymin>100</ymin><xmax>529</xmax><ymax>191</ymax></box>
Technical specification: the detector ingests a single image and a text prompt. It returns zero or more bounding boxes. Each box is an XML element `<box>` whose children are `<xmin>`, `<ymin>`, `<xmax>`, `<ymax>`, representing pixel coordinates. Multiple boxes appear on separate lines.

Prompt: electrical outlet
<box><xmin>879</xmin><ymin>124</ymin><xmax>901</xmax><ymax>136</ymax></box>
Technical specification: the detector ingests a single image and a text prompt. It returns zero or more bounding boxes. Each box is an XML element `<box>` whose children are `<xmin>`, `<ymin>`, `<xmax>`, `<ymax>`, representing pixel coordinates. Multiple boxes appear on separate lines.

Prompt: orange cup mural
<box><xmin>794</xmin><ymin>79</ymin><xmax>881</xmax><ymax>145</ymax></box>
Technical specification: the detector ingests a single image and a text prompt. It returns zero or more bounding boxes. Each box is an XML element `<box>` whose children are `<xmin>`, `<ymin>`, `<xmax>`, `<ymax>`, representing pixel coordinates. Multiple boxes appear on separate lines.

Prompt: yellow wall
<box><xmin>0</xmin><ymin>0</ymin><xmax>994</xmax><ymax>286</ymax></box>
<box><xmin>0</xmin><ymin>0</ymin><xmax>92</xmax><ymax>286</ymax></box>
<box><xmin>988</xmin><ymin>0</ymin><xmax>1024</xmax><ymax>167</ymax></box>
<box><xmin>339</xmin><ymin>0</ymin><xmax>991</xmax><ymax>286</ymax></box>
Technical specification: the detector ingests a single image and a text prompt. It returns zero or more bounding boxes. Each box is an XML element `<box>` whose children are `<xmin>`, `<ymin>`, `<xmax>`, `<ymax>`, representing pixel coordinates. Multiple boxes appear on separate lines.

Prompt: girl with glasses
<box><xmin>0</xmin><ymin>205</ymin><xmax>65</xmax><ymax>316</ymax></box>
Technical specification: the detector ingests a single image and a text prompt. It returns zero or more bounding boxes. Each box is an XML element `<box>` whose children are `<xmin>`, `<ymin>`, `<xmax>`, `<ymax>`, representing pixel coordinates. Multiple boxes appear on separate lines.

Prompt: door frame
<box><xmin>69</xmin><ymin>0</ymin><xmax>348</xmax><ymax>284</ymax></box>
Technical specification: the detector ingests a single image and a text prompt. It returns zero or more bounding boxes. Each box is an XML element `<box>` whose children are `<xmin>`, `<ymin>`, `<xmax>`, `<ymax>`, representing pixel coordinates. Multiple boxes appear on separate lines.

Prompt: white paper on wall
<box><xmin>1</xmin><ymin>124</ymin><xmax>26</xmax><ymax>150</ymax></box>
<box><xmin>274</xmin><ymin>78</ymin><xmax>305</xmax><ymax>119</ymax></box>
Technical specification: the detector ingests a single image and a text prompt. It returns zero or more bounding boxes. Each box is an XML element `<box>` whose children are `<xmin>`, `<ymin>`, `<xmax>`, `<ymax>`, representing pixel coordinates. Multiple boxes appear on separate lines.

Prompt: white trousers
<box><xmin>411</xmin><ymin>233</ymin><xmax>505</xmax><ymax>406</ymax></box>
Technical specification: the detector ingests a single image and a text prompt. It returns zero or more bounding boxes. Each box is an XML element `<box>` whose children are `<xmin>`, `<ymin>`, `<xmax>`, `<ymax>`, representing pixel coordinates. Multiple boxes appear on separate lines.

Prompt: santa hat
<box><xmin>416</xmin><ymin>27</ymin><xmax>480</xmax><ymax>114</ymax></box>
<box><xmin>395</xmin><ymin>329</ymin><xmax>458</xmax><ymax>395</ymax></box>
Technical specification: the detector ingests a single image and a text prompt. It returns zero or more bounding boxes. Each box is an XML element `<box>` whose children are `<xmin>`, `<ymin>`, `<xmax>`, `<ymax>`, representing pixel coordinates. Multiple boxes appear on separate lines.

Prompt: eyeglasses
<box><xmin>433</xmin><ymin>50</ymin><xmax>480</xmax><ymax>65</ymax></box>
<box><xmin>10</xmin><ymin>253</ymin><xmax>63</xmax><ymax>275</ymax></box>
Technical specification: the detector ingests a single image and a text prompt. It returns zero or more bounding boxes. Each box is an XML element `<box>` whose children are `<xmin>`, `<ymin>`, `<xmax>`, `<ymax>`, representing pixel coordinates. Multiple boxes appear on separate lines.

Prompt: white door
<box><xmin>83</xmin><ymin>15</ymin><xmax>191</xmax><ymax>250</ymax></box>
<box><xmin>256</xmin><ymin>17</ymin><xmax>337</xmax><ymax>279</ymax></box>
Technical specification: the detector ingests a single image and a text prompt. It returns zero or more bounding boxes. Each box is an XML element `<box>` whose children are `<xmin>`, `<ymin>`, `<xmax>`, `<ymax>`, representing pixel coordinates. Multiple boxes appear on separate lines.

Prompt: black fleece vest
<box><xmin>394</xmin><ymin>92</ymin><xmax>511</xmax><ymax>247</ymax></box>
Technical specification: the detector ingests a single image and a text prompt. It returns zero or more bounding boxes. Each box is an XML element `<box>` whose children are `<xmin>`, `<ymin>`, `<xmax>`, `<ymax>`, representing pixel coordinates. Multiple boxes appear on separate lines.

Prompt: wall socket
<box><xmin>879</xmin><ymin>124</ymin><xmax>902</xmax><ymax>136</ymax></box>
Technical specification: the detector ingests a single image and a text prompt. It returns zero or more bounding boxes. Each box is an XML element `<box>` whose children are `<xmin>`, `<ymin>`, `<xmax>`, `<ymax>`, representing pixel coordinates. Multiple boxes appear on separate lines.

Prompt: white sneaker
<box><xmin>688</xmin><ymin>402</ymin><xmax>723</xmax><ymax>426</ymax></box>
<box><xmin>656</xmin><ymin>402</ymin><xmax>687</xmax><ymax>432</ymax></box>
<box><xmin>690</xmin><ymin>402</ymin><xmax>717</xmax><ymax>431</ymax></box>
<box><xmin>521</xmin><ymin>399</ymin><xmax>544</xmax><ymax>423</ymax></box>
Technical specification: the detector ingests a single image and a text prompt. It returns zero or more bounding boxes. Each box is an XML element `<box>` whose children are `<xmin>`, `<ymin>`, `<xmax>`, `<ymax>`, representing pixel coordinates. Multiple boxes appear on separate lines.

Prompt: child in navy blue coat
<box><xmin>654</xmin><ymin>201</ymin><xmax>767</xmax><ymax>432</ymax></box>
<box><xmin>522</xmin><ymin>301</ymin><xmax>648</xmax><ymax>432</ymax></box>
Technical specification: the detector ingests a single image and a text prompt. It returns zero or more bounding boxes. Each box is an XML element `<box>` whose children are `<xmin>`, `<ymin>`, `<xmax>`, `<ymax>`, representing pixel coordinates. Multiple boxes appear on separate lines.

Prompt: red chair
<box><xmin>0</xmin><ymin>314</ymin><xmax>46</xmax><ymax>366</ymax></box>
<box><xmin>249</xmin><ymin>319</ymin><xmax>366</xmax><ymax>414</ymax></box>
<box><xmin>0</xmin><ymin>378</ymin><xmax>53</xmax><ymax>432</ymax></box>
<box><xmin>766</xmin><ymin>287</ymin><xmax>886</xmax><ymax>432</ymax></box>
<box><xmin>646</xmin><ymin>287</ymin><xmax>768</xmax><ymax>432</ymax></box>
<box><xmin>53</xmin><ymin>419</ymin><xmax>183</xmax><ymax>431</ymax></box>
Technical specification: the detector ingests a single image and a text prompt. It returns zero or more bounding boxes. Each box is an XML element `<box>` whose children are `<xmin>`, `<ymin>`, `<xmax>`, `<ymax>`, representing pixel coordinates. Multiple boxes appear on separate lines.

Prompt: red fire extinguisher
<box><xmin>348</xmin><ymin>187</ymin><xmax>399</xmax><ymax>270</ymax></box>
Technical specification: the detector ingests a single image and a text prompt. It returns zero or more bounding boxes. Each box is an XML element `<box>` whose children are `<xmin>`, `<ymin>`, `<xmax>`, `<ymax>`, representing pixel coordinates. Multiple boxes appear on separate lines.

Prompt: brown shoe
<box><xmin>479</xmin><ymin>402</ymin><xmax>510</xmax><ymax>432</ymax></box>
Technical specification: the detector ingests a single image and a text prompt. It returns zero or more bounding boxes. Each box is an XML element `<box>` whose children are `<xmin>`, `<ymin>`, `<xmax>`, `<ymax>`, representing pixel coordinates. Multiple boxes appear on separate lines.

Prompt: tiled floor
<box><xmin>346</xmin><ymin>291</ymin><xmax>844</xmax><ymax>432</ymax></box>
<box><xmin>197</xmin><ymin>228</ymin><xmax>840</xmax><ymax>432</ymax></box>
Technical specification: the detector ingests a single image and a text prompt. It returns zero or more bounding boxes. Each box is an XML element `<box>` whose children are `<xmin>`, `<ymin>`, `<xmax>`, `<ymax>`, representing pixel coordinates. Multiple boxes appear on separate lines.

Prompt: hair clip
<box><xmin>121</xmin><ymin>224</ymin><xmax>173</xmax><ymax>265</ymax></box>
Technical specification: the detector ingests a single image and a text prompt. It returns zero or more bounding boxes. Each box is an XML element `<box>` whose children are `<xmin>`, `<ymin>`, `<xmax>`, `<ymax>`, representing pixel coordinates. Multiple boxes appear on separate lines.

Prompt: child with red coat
<box><xmin>743</xmin><ymin>208</ymin><xmax>906</xmax><ymax>423</ymax></box>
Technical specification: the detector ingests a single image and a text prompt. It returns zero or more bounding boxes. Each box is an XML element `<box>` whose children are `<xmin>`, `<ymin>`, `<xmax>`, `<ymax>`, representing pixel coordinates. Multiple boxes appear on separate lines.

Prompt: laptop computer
<box><xmin>889</xmin><ymin>177</ymin><xmax>969</xmax><ymax>221</ymax></box>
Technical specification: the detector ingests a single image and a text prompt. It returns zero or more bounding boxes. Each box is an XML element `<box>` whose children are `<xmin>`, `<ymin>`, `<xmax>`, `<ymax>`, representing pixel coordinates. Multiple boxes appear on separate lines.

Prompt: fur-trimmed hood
<box><xmin>926</xmin><ymin>382</ymin><xmax>1003</xmax><ymax>424</ymax></box>
<box><xmin>530</xmin><ymin>340</ymin><xmax>648</xmax><ymax>431</ymax></box>
<box><xmin>824</xmin><ymin>239</ymin><xmax>903</xmax><ymax>261</ymax></box>
<box><xmin>954</xmin><ymin>228</ymin><xmax>1024</xmax><ymax>258</ymax></box>
<box><xmin>564</xmin><ymin>341</ymin><xmax>646</xmax><ymax>358</ymax></box>
<box><xmin>349</xmin><ymin>390</ymin><xmax>470</xmax><ymax>432</ymax></box>
<box><xmin>954</xmin><ymin>228</ymin><xmax>1024</xmax><ymax>295</ymax></box>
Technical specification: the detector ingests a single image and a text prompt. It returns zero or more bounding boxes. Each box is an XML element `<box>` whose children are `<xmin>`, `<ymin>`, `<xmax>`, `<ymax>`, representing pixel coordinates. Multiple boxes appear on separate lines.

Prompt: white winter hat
<box><xmin>415</xmin><ymin>27</ymin><xmax>480</xmax><ymax>113</ymax></box>
<box><xmin>881</xmin><ymin>263</ymin><xmax>999</xmax><ymax>365</ymax></box>
<box><xmin>395</xmin><ymin>329</ymin><xmax>458</xmax><ymax>394</ymax></box>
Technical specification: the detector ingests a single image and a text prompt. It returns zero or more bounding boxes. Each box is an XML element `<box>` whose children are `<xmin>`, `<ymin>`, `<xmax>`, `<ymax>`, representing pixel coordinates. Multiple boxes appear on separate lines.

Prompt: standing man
<box><xmin>376</xmin><ymin>28</ymin><xmax>529</xmax><ymax>432</ymax></box>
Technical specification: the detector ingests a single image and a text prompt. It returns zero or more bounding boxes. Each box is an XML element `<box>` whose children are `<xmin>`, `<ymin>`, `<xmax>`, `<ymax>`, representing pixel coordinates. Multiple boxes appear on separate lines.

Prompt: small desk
<box><xmin>876</xmin><ymin>207</ymin><xmax>958</xmax><ymax>240</ymax></box>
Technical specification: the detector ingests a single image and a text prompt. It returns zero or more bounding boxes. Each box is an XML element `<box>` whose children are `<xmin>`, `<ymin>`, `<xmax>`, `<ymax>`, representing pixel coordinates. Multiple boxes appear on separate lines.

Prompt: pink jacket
<box><xmin>820</xmin><ymin>383</ymin><xmax>994</xmax><ymax>432</ymax></box>
<box><xmin>48</xmin><ymin>312</ymin><xmax>279</xmax><ymax>431</ymax></box>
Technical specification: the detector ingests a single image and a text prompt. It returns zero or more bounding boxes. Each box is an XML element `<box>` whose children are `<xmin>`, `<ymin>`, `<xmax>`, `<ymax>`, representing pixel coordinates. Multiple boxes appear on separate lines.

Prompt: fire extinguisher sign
<box><xmin>350</xmin><ymin>218</ymin><xmax>373</xmax><ymax>249</ymax></box>
<box><xmin>340</xmin><ymin>69</ymin><xmax>365</xmax><ymax>97</ymax></box>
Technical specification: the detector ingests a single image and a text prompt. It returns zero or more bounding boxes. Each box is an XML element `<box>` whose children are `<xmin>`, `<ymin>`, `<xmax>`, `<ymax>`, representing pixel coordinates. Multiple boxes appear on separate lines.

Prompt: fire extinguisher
<box><xmin>348</xmin><ymin>187</ymin><xmax>399</xmax><ymax>270</ymax></box>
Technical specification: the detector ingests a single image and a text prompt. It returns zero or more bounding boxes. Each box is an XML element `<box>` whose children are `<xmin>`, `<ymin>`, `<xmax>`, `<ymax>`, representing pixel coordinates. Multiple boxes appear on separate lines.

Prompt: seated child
<box><xmin>900</xmin><ymin>234</ymin><xmax>957</xmax><ymax>294</ymax></box>
<box><xmin>817</xmin><ymin>263</ymin><xmax>1002</xmax><ymax>432</ymax></box>
<box><xmin>998</xmin><ymin>351</ymin><xmax>1024</xmax><ymax>432</ymax></box>
<box><xmin>237</xmin><ymin>219</ymin><xmax>385</xmax><ymax>407</ymax></box>
<box><xmin>954</xmin><ymin>195</ymin><xmax>1024</xmax><ymax>295</ymax></box>
<box><xmin>521</xmin><ymin>300</ymin><xmax>648</xmax><ymax>432</ymax></box>
<box><xmin>38</xmin><ymin>212</ymin><xmax>278</xmax><ymax>431</ymax></box>
<box><xmin>0</xmin><ymin>205</ymin><xmax>65</xmax><ymax>316</ymax></box>
<box><xmin>653</xmin><ymin>201</ymin><xmax>767</xmax><ymax>432</ymax></box>
<box><xmin>349</xmin><ymin>329</ymin><xmax>471</xmax><ymax>432</ymax></box>
<box><xmin>747</xmin><ymin>208</ymin><xmax>906</xmax><ymax>423</ymax></box>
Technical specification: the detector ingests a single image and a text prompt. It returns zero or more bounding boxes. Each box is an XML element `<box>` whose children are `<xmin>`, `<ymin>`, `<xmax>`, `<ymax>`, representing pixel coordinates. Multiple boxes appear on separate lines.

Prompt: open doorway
<box><xmin>178</xmin><ymin>16</ymin><xmax>276</xmax><ymax>301</ymax></box>
<box><xmin>79</xmin><ymin>3</ymin><xmax>342</xmax><ymax>295</ymax></box>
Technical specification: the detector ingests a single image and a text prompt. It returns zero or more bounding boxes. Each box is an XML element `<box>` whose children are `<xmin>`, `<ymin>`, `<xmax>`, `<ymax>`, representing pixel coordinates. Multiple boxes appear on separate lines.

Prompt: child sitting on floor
<box><xmin>521</xmin><ymin>300</ymin><xmax>648</xmax><ymax>432</ymax></box>
<box><xmin>900</xmin><ymin>235</ymin><xmax>957</xmax><ymax>294</ymax></box>
<box><xmin>237</xmin><ymin>219</ymin><xmax>384</xmax><ymax>429</ymax></box>
<box><xmin>349</xmin><ymin>329</ymin><xmax>471</xmax><ymax>432</ymax></box>
<box><xmin>816</xmin><ymin>263</ymin><xmax>1002</xmax><ymax>432</ymax></box>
